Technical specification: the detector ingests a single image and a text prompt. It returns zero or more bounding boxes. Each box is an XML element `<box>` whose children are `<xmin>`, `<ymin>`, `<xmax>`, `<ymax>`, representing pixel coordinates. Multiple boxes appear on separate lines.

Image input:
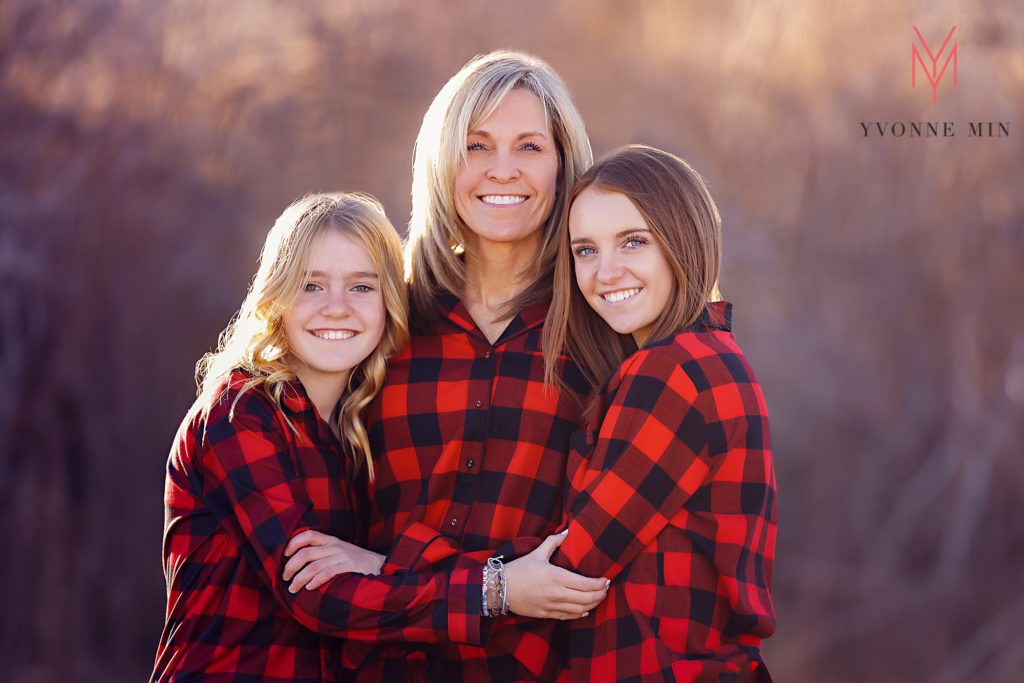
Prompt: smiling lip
<box><xmin>478</xmin><ymin>194</ymin><xmax>528</xmax><ymax>207</ymax></box>
<box><xmin>310</xmin><ymin>329</ymin><xmax>357</xmax><ymax>341</ymax></box>
<box><xmin>600</xmin><ymin>288</ymin><xmax>642</xmax><ymax>303</ymax></box>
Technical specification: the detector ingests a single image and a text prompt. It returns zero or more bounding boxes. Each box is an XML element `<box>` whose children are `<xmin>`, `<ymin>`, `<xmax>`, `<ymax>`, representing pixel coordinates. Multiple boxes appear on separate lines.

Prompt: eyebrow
<box><xmin>467</xmin><ymin>130</ymin><xmax>550</xmax><ymax>140</ymax></box>
<box><xmin>569</xmin><ymin>228</ymin><xmax>651</xmax><ymax>245</ymax></box>
<box><xmin>306</xmin><ymin>270</ymin><xmax>379</xmax><ymax>279</ymax></box>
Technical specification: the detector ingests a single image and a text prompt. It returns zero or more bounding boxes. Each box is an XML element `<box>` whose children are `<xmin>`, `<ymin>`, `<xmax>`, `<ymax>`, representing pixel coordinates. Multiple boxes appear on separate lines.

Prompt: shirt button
<box><xmin>466</xmin><ymin>459</ymin><xmax>475</xmax><ymax>469</ymax></box>
<box><xmin>484</xmin><ymin>351</ymin><xmax>492</xmax><ymax>359</ymax></box>
<box><xmin>450</xmin><ymin>518</ymin><xmax>458</xmax><ymax>526</ymax></box>
<box><xmin>475</xmin><ymin>400</ymin><xmax>482</xmax><ymax>408</ymax></box>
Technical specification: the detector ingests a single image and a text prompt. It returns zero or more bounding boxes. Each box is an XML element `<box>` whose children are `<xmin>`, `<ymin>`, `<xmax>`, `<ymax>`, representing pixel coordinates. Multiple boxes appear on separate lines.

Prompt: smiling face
<box><xmin>454</xmin><ymin>88</ymin><xmax>560</xmax><ymax>252</ymax></box>
<box><xmin>281</xmin><ymin>229</ymin><xmax>386</xmax><ymax>395</ymax></box>
<box><xmin>569</xmin><ymin>187</ymin><xmax>675</xmax><ymax>346</ymax></box>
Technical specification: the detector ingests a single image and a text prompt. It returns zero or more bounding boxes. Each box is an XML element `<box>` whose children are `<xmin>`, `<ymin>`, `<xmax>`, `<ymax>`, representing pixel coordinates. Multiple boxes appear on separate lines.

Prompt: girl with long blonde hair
<box><xmin>153</xmin><ymin>192</ymin><xmax>459</xmax><ymax>681</ymax></box>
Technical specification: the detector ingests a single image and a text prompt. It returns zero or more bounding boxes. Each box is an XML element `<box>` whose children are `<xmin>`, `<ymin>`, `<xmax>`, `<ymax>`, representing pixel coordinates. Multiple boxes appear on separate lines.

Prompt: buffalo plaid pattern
<box><xmin>153</xmin><ymin>371</ymin><xmax>468</xmax><ymax>683</ymax></box>
<box><xmin>345</xmin><ymin>295</ymin><xmax>590</xmax><ymax>682</ymax></box>
<box><xmin>552</xmin><ymin>302</ymin><xmax>777</xmax><ymax>682</ymax></box>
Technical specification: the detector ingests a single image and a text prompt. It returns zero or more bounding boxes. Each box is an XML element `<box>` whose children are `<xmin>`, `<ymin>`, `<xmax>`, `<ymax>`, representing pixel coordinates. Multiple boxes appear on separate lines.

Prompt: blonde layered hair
<box><xmin>197</xmin><ymin>192</ymin><xmax>409</xmax><ymax>481</ymax></box>
<box><xmin>543</xmin><ymin>145</ymin><xmax>723</xmax><ymax>395</ymax></box>
<box><xmin>406</xmin><ymin>50</ymin><xmax>593</xmax><ymax>327</ymax></box>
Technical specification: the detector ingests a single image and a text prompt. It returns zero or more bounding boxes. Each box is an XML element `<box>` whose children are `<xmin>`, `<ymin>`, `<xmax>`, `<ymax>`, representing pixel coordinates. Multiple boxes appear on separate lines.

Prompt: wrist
<box><xmin>480</xmin><ymin>555</ymin><xmax>508</xmax><ymax>617</ymax></box>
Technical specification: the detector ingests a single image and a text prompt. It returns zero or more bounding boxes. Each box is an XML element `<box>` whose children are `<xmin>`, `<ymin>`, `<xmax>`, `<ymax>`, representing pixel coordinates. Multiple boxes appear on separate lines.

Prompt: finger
<box><xmin>305</xmin><ymin>570</ymin><xmax>331</xmax><ymax>591</ymax></box>
<box><xmin>540</xmin><ymin>531</ymin><xmax>568</xmax><ymax>561</ymax></box>
<box><xmin>549</xmin><ymin>565</ymin><xmax>609</xmax><ymax>592</ymax></box>
<box><xmin>544</xmin><ymin>608</ymin><xmax>591</xmax><ymax>620</ymax></box>
<box><xmin>284</xmin><ymin>547</ymin><xmax>315</xmax><ymax>580</ymax></box>
<box><xmin>306</xmin><ymin>563</ymin><xmax>352</xmax><ymax>590</ymax></box>
<box><xmin>289</xmin><ymin>557</ymin><xmax>334</xmax><ymax>593</ymax></box>
<box><xmin>285</xmin><ymin>530</ymin><xmax>331</xmax><ymax>556</ymax></box>
<box><xmin>545</xmin><ymin>585</ymin><xmax>608</xmax><ymax>608</ymax></box>
<box><xmin>282</xmin><ymin>546</ymin><xmax>334</xmax><ymax>580</ymax></box>
<box><xmin>547</xmin><ymin>601</ymin><xmax>598</xmax><ymax>617</ymax></box>
<box><xmin>576</xmin><ymin>595</ymin><xmax>607</xmax><ymax>612</ymax></box>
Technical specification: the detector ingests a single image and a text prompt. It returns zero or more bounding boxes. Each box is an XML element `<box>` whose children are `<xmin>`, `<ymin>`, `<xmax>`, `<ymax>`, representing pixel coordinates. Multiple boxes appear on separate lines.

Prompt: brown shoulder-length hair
<box><xmin>405</xmin><ymin>49</ymin><xmax>593</xmax><ymax>329</ymax></box>
<box><xmin>543</xmin><ymin>145</ymin><xmax>722</xmax><ymax>394</ymax></box>
<box><xmin>197</xmin><ymin>192</ymin><xmax>409</xmax><ymax>482</ymax></box>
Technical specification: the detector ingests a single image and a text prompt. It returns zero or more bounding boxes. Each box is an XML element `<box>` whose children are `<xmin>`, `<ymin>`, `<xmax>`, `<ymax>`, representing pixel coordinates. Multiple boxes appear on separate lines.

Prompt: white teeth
<box><xmin>480</xmin><ymin>195</ymin><xmax>527</xmax><ymax>206</ymax></box>
<box><xmin>313</xmin><ymin>330</ymin><xmax>355</xmax><ymax>341</ymax></box>
<box><xmin>602</xmin><ymin>288</ymin><xmax>641</xmax><ymax>303</ymax></box>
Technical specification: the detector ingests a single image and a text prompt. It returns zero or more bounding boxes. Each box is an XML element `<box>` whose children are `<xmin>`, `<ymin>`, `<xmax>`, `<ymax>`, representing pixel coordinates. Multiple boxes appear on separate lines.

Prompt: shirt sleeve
<box><xmin>374</xmin><ymin>521</ymin><xmax>548</xmax><ymax>644</ymax></box>
<box><xmin>199</xmin><ymin>389</ymin><xmax>480</xmax><ymax>645</ymax></box>
<box><xmin>551</xmin><ymin>348</ymin><xmax>711</xmax><ymax>581</ymax></box>
<box><xmin>362</xmin><ymin>350</ymin><xmax>706</xmax><ymax>638</ymax></box>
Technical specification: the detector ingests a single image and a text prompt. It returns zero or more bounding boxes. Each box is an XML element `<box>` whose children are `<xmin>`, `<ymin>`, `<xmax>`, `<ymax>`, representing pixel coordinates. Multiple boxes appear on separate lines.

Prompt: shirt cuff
<box><xmin>446</xmin><ymin>555</ymin><xmax>485</xmax><ymax>645</ymax></box>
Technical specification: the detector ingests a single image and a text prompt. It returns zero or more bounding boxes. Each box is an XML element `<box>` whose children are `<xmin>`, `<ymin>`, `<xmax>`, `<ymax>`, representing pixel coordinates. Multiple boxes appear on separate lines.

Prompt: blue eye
<box><xmin>624</xmin><ymin>234</ymin><xmax>649</xmax><ymax>249</ymax></box>
<box><xmin>303</xmin><ymin>282</ymin><xmax>322</xmax><ymax>292</ymax></box>
<box><xmin>351</xmin><ymin>284</ymin><xmax>374</xmax><ymax>293</ymax></box>
<box><xmin>467</xmin><ymin>141</ymin><xmax>487</xmax><ymax>152</ymax></box>
<box><xmin>522</xmin><ymin>142</ymin><xmax>543</xmax><ymax>152</ymax></box>
<box><xmin>573</xmin><ymin>245</ymin><xmax>596</xmax><ymax>258</ymax></box>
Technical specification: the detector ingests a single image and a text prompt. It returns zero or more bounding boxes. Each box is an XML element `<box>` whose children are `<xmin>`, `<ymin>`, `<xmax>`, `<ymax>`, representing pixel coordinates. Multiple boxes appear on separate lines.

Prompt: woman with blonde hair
<box><xmin>152</xmin><ymin>193</ymin><xmax>491</xmax><ymax>681</ymax></box>
<box><xmin>543</xmin><ymin>145</ymin><xmax>777</xmax><ymax>681</ymax></box>
<box><xmin>285</xmin><ymin>51</ymin><xmax>612</xmax><ymax>681</ymax></box>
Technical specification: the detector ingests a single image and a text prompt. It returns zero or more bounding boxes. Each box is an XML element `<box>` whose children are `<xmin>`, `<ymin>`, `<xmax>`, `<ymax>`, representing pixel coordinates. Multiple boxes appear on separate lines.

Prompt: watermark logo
<box><xmin>860</xmin><ymin>25</ymin><xmax>1009</xmax><ymax>138</ymax></box>
<box><xmin>912</xmin><ymin>26</ymin><xmax>957</xmax><ymax>103</ymax></box>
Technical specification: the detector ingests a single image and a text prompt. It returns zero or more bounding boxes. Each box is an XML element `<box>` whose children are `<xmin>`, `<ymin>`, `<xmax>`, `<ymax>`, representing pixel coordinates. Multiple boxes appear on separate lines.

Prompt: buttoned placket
<box><xmin>443</xmin><ymin>335</ymin><xmax>498</xmax><ymax>537</ymax></box>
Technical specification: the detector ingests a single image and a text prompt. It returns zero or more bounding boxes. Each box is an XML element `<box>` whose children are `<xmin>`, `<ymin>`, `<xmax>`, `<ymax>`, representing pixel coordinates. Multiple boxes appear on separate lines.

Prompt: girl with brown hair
<box><xmin>543</xmin><ymin>145</ymin><xmax>778</xmax><ymax>682</ymax></box>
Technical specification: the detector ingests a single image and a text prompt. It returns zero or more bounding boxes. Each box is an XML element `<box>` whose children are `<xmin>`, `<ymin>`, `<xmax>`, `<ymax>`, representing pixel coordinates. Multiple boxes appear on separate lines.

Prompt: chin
<box><xmin>605</xmin><ymin>321</ymin><xmax>634</xmax><ymax>335</ymax></box>
<box><xmin>473</xmin><ymin>222</ymin><xmax>541</xmax><ymax>244</ymax></box>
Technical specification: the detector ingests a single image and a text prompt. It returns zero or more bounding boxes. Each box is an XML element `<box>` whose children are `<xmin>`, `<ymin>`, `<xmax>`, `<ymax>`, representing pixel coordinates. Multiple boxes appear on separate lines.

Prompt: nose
<box><xmin>595</xmin><ymin>252</ymin><xmax>624</xmax><ymax>284</ymax></box>
<box><xmin>322</xmin><ymin>289</ymin><xmax>352</xmax><ymax>317</ymax></box>
<box><xmin>486</xmin><ymin>149</ymin><xmax>520</xmax><ymax>183</ymax></box>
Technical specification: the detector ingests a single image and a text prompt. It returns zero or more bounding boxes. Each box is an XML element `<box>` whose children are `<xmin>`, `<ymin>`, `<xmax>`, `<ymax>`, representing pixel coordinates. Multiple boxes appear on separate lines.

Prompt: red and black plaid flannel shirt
<box><xmin>346</xmin><ymin>295</ymin><xmax>590</xmax><ymax>682</ymax></box>
<box><xmin>153</xmin><ymin>371</ymin><xmax>474</xmax><ymax>683</ymax></box>
<box><xmin>552</xmin><ymin>302</ymin><xmax>777</xmax><ymax>682</ymax></box>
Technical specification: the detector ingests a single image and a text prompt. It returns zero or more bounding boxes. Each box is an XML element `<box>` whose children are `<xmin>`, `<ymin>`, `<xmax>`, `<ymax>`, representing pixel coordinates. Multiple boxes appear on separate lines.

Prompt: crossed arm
<box><xmin>197</xmin><ymin>393</ymin><xmax>606</xmax><ymax>648</ymax></box>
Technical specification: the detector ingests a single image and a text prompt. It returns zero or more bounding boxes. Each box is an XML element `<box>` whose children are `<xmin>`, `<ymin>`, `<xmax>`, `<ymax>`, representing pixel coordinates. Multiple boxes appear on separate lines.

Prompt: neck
<box><xmin>291</xmin><ymin>364</ymin><xmax>349</xmax><ymax>429</ymax></box>
<box><xmin>462</xmin><ymin>232</ymin><xmax>542</xmax><ymax>310</ymax></box>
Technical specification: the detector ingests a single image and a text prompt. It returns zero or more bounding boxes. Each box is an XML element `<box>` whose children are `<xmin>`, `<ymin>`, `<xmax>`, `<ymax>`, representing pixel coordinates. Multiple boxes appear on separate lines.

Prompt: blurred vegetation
<box><xmin>1</xmin><ymin>1</ymin><xmax>1021</xmax><ymax>681</ymax></box>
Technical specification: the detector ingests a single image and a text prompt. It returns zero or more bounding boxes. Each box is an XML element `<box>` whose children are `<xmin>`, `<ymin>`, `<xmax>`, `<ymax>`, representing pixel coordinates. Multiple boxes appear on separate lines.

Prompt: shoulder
<box><xmin>612</xmin><ymin>341</ymin><xmax>699</xmax><ymax>401</ymax></box>
<box><xmin>658</xmin><ymin>324</ymin><xmax>759</xmax><ymax>392</ymax></box>
<box><xmin>609</xmin><ymin>325</ymin><xmax>759</xmax><ymax>404</ymax></box>
<box><xmin>196</xmin><ymin>370</ymin><xmax>286</xmax><ymax>445</ymax></box>
<box><xmin>600</xmin><ymin>345</ymin><xmax>701</xmax><ymax>425</ymax></box>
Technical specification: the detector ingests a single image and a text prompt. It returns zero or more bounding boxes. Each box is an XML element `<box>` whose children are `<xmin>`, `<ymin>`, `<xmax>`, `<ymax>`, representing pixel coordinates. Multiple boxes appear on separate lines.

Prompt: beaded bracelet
<box><xmin>481</xmin><ymin>563</ymin><xmax>491</xmax><ymax>616</ymax></box>
<box><xmin>481</xmin><ymin>555</ymin><xmax>507</xmax><ymax>617</ymax></box>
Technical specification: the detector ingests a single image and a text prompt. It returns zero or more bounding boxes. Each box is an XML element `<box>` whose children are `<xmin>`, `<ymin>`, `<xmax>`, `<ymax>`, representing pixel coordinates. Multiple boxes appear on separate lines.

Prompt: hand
<box><xmin>504</xmin><ymin>531</ymin><xmax>610</xmax><ymax>620</ymax></box>
<box><xmin>283</xmin><ymin>529</ymin><xmax>385</xmax><ymax>593</ymax></box>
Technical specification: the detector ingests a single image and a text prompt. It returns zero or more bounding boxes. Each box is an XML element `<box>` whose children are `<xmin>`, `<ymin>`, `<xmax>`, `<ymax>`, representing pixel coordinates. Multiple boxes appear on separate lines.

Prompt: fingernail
<box><xmin>559</xmin><ymin>529</ymin><xmax>569</xmax><ymax>535</ymax></box>
<box><xmin>581</xmin><ymin>612</ymin><xmax>589</xmax><ymax>617</ymax></box>
<box><xmin>605</xmin><ymin>579</ymin><xmax>611</xmax><ymax>587</ymax></box>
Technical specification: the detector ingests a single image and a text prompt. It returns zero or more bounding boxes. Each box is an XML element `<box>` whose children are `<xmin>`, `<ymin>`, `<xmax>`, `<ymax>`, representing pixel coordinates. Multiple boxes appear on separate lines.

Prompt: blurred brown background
<box><xmin>2</xmin><ymin>0</ymin><xmax>1022</xmax><ymax>681</ymax></box>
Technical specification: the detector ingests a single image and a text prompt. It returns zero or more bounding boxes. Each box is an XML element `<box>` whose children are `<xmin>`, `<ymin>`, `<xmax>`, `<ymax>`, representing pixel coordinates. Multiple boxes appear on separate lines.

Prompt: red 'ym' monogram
<box><xmin>912</xmin><ymin>26</ymin><xmax>958</xmax><ymax>103</ymax></box>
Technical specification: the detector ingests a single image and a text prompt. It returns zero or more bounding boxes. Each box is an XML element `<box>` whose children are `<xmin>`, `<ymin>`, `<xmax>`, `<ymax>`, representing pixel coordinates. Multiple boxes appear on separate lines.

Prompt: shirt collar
<box><xmin>280</xmin><ymin>380</ymin><xmax>317</xmax><ymax>416</ymax></box>
<box><xmin>436</xmin><ymin>292</ymin><xmax>549</xmax><ymax>345</ymax></box>
<box><xmin>699</xmin><ymin>300</ymin><xmax>732</xmax><ymax>332</ymax></box>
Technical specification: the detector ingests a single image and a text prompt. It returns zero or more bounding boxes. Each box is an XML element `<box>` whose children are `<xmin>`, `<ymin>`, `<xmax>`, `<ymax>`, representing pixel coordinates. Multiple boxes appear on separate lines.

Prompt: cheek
<box><xmin>455</xmin><ymin>162</ymin><xmax>477</xmax><ymax>198</ymax></box>
<box><xmin>649</xmin><ymin>259</ymin><xmax>675</xmax><ymax>307</ymax></box>
<box><xmin>453</xmin><ymin>170</ymin><xmax>475</xmax><ymax>223</ymax></box>
<box><xmin>538</xmin><ymin>161</ymin><xmax>559</xmax><ymax>200</ymax></box>
<box><xmin>363</xmin><ymin>299</ymin><xmax>387</xmax><ymax>336</ymax></box>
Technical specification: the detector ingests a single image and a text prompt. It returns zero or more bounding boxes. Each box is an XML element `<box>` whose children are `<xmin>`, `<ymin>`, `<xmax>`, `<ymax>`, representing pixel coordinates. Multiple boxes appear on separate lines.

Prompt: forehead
<box><xmin>306</xmin><ymin>229</ymin><xmax>376</xmax><ymax>272</ymax></box>
<box><xmin>568</xmin><ymin>188</ymin><xmax>647</xmax><ymax>238</ymax></box>
<box><xmin>470</xmin><ymin>87</ymin><xmax>551</xmax><ymax>134</ymax></box>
